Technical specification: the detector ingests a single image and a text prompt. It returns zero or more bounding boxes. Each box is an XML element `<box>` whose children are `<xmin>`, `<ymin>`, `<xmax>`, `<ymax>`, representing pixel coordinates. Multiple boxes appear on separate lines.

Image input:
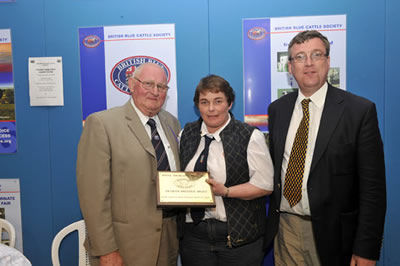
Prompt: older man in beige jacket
<box><xmin>77</xmin><ymin>63</ymin><xmax>180</xmax><ymax>266</ymax></box>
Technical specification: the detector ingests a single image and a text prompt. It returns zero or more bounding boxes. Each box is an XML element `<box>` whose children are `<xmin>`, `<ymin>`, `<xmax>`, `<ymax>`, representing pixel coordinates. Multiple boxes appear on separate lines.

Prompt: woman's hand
<box><xmin>206</xmin><ymin>178</ymin><xmax>272</xmax><ymax>200</ymax></box>
<box><xmin>206</xmin><ymin>178</ymin><xmax>228</xmax><ymax>197</ymax></box>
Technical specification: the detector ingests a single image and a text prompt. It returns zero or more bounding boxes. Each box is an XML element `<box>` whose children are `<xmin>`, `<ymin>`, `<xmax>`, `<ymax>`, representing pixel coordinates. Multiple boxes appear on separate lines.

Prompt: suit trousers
<box><xmin>274</xmin><ymin>212</ymin><xmax>321</xmax><ymax>266</ymax></box>
<box><xmin>180</xmin><ymin>219</ymin><xmax>264</xmax><ymax>266</ymax></box>
<box><xmin>157</xmin><ymin>216</ymin><xmax>179</xmax><ymax>266</ymax></box>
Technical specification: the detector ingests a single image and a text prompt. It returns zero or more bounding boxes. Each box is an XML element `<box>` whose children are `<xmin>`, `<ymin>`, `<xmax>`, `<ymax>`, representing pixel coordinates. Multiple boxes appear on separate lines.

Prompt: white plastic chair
<box><xmin>0</xmin><ymin>218</ymin><xmax>16</xmax><ymax>248</ymax></box>
<box><xmin>51</xmin><ymin>220</ymin><xmax>90</xmax><ymax>266</ymax></box>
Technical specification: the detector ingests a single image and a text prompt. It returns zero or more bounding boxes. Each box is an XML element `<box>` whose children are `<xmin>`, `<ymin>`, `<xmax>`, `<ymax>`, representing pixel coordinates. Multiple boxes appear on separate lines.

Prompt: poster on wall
<box><xmin>0</xmin><ymin>179</ymin><xmax>23</xmax><ymax>252</ymax></box>
<box><xmin>243</xmin><ymin>15</ymin><xmax>346</xmax><ymax>132</ymax></box>
<box><xmin>0</xmin><ymin>29</ymin><xmax>17</xmax><ymax>153</ymax></box>
<box><xmin>79</xmin><ymin>24</ymin><xmax>178</xmax><ymax>121</ymax></box>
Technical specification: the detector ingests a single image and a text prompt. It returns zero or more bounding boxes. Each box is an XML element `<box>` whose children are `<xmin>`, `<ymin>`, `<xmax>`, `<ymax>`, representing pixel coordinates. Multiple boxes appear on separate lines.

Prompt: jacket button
<box><xmin>275</xmin><ymin>209</ymin><xmax>279</xmax><ymax>213</ymax></box>
<box><xmin>277</xmin><ymin>183</ymin><xmax>281</xmax><ymax>188</ymax></box>
<box><xmin>156</xmin><ymin>228</ymin><xmax>161</xmax><ymax>232</ymax></box>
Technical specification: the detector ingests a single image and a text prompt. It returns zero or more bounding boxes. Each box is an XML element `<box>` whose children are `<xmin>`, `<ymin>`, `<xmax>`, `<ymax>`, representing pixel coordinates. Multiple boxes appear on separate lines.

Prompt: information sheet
<box><xmin>29</xmin><ymin>56</ymin><xmax>64</xmax><ymax>106</ymax></box>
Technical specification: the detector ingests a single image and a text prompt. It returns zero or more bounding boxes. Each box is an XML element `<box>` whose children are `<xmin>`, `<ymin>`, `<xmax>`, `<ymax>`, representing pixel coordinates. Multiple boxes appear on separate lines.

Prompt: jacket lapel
<box><xmin>275</xmin><ymin>92</ymin><xmax>297</xmax><ymax>171</ymax></box>
<box><xmin>310</xmin><ymin>85</ymin><xmax>345</xmax><ymax>173</ymax></box>
<box><xmin>123</xmin><ymin>101</ymin><xmax>156</xmax><ymax>158</ymax></box>
<box><xmin>159</xmin><ymin>110</ymin><xmax>180</xmax><ymax>170</ymax></box>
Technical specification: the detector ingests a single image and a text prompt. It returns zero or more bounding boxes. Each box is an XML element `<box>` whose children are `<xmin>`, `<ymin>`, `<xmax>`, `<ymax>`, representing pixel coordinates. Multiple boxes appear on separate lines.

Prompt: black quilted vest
<box><xmin>179</xmin><ymin>115</ymin><xmax>267</xmax><ymax>247</ymax></box>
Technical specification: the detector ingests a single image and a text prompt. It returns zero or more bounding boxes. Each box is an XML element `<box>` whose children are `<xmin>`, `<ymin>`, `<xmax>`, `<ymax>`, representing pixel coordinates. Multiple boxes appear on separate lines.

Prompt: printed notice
<box><xmin>29</xmin><ymin>57</ymin><xmax>64</xmax><ymax>106</ymax></box>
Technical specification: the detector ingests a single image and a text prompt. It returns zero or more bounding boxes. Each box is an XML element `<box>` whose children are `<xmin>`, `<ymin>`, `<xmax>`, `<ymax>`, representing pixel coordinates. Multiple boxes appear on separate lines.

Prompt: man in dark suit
<box><xmin>265</xmin><ymin>30</ymin><xmax>386</xmax><ymax>266</ymax></box>
<box><xmin>77</xmin><ymin>63</ymin><xmax>180</xmax><ymax>266</ymax></box>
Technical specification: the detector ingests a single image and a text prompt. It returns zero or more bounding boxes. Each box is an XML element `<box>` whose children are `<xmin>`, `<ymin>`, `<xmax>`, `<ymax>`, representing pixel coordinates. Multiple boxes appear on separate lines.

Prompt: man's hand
<box><xmin>350</xmin><ymin>255</ymin><xmax>376</xmax><ymax>266</ymax></box>
<box><xmin>100</xmin><ymin>250</ymin><xmax>124</xmax><ymax>266</ymax></box>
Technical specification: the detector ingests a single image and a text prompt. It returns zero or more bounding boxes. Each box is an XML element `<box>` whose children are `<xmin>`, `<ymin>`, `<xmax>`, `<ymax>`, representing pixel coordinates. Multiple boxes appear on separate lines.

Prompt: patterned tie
<box><xmin>283</xmin><ymin>98</ymin><xmax>311</xmax><ymax>207</ymax></box>
<box><xmin>191</xmin><ymin>135</ymin><xmax>215</xmax><ymax>224</ymax></box>
<box><xmin>147</xmin><ymin>118</ymin><xmax>170</xmax><ymax>171</ymax></box>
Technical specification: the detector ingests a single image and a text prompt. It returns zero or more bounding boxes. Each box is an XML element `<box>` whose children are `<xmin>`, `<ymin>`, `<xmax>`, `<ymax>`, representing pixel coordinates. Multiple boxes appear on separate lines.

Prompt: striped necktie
<box><xmin>147</xmin><ymin>118</ymin><xmax>170</xmax><ymax>171</ymax></box>
<box><xmin>283</xmin><ymin>98</ymin><xmax>311</xmax><ymax>207</ymax></box>
<box><xmin>191</xmin><ymin>135</ymin><xmax>215</xmax><ymax>224</ymax></box>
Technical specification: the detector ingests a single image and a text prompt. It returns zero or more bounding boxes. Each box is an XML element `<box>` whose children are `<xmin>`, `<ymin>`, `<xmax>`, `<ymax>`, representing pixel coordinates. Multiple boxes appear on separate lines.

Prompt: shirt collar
<box><xmin>296</xmin><ymin>82</ymin><xmax>328</xmax><ymax>109</ymax></box>
<box><xmin>200</xmin><ymin>113</ymin><xmax>231</xmax><ymax>142</ymax></box>
<box><xmin>130</xmin><ymin>98</ymin><xmax>161</xmax><ymax>127</ymax></box>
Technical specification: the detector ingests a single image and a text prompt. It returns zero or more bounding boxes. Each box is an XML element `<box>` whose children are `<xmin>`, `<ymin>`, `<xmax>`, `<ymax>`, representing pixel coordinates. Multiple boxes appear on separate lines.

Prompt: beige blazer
<box><xmin>77</xmin><ymin>101</ymin><xmax>180</xmax><ymax>265</ymax></box>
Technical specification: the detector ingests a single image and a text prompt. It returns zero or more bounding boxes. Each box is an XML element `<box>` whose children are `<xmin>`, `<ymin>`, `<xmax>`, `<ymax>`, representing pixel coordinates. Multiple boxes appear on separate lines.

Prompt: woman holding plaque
<box><xmin>178</xmin><ymin>75</ymin><xmax>274</xmax><ymax>266</ymax></box>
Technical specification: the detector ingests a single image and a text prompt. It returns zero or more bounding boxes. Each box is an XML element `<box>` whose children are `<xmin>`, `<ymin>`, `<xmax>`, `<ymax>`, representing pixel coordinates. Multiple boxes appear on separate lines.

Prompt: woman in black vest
<box><xmin>178</xmin><ymin>75</ymin><xmax>274</xmax><ymax>266</ymax></box>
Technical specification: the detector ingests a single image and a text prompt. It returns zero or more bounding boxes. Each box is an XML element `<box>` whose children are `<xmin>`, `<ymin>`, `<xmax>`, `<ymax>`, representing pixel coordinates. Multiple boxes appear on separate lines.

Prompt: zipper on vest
<box><xmin>226</xmin><ymin>235</ymin><xmax>232</xmax><ymax>248</ymax></box>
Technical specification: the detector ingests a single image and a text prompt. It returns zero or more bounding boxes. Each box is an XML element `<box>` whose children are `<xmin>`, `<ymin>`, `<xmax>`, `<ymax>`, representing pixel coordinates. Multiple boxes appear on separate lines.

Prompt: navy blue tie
<box><xmin>191</xmin><ymin>135</ymin><xmax>214</xmax><ymax>224</ymax></box>
<box><xmin>147</xmin><ymin>119</ymin><xmax>170</xmax><ymax>171</ymax></box>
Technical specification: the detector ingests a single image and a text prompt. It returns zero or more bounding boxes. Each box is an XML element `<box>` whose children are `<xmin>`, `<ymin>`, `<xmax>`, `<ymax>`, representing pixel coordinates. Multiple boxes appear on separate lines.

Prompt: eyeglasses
<box><xmin>134</xmin><ymin>77</ymin><xmax>169</xmax><ymax>93</ymax></box>
<box><xmin>290</xmin><ymin>51</ymin><xmax>327</xmax><ymax>63</ymax></box>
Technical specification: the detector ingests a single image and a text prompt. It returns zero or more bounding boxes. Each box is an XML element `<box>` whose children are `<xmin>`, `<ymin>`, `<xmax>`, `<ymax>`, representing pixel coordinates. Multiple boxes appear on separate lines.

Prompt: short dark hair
<box><xmin>288</xmin><ymin>30</ymin><xmax>330</xmax><ymax>60</ymax></box>
<box><xmin>193</xmin><ymin>75</ymin><xmax>235</xmax><ymax>108</ymax></box>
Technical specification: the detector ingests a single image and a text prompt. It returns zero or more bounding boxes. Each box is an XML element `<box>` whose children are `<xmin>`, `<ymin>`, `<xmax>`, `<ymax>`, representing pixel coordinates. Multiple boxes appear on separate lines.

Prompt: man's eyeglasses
<box><xmin>134</xmin><ymin>77</ymin><xmax>169</xmax><ymax>93</ymax></box>
<box><xmin>290</xmin><ymin>51</ymin><xmax>327</xmax><ymax>63</ymax></box>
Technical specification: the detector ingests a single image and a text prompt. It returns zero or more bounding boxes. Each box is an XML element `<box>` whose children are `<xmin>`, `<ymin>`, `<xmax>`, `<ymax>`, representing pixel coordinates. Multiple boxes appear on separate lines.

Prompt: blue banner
<box><xmin>243</xmin><ymin>19</ymin><xmax>271</xmax><ymax>132</ymax></box>
<box><xmin>79</xmin><ymin>27</ymin><xmax>107</xmax><ymax>121</ymax></box>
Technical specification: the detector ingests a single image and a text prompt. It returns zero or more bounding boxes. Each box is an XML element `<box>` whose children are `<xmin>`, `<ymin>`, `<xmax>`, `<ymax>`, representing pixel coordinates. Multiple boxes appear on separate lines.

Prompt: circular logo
<box><xmin>248</xmin><ymin>27</ymin><xmax>267</xmax><ymax>40</ymax></box>
<box><xmin>83</xmin><ymin>35</ymin><xmax>101</xmax><ymax>48</ymax></box>
<box><xmin>110</xmin><ymin>56</ymin><xmax>170</xmax><ymax>95</ymax></box>
<box><xmin>174</xmin><ymin>179</ymin><xmax>195</xmax><ymax>189</ymax></box>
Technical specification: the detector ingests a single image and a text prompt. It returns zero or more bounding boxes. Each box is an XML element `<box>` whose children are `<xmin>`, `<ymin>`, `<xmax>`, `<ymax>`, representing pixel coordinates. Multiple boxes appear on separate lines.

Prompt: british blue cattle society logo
<box><xmin>110</xmin><ymin>56</ymin><xmax>170</xmax><ymax>95</ymax></box>
<box><xmin>83</xmin><ymin>35</ymin><xmax>101</xmax><ymax>48</ymax></box>
<box><xmin>248</xmin><ymin>27</ymin><xmax>267</xmax><ymax>40</ymax></box>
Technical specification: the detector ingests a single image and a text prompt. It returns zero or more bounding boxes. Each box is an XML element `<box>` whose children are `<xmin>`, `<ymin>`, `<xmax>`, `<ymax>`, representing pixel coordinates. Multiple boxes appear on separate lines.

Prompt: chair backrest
<box><xmin>51</xmin><ymin>220</ymin><xmax>90</xmax><ymax>266</ymax></box>
<box><xmin>0</xmin><ymin>218</ymin><xmax>16</xmax><ymax>248</ymax></box>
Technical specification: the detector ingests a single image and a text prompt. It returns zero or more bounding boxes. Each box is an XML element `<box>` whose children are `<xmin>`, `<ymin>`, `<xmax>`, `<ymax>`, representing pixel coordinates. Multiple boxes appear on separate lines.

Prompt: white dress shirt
<box><xmin>182</xmin><ymin>114</ymin><xmax>274</xmax><ymax>222</ymax></box>
<box><xmin>279</xmin><ymin>82</ymin><xmax>328</xmax><ymax>216</ymax></box>
<box><xmin>130</xmin><ymin>98</ymin><xmax>177</xmax><ymax>171</ymax></box>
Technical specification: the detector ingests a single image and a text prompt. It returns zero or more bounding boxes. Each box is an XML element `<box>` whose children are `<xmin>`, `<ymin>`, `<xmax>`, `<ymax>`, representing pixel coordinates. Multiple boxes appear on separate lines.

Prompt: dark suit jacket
<box><xmin>77</xmin><ymin>101</ymin><xmax>180</xmax><ymax>265</ymax></box>
<box><xmin>265</xmin><ymin>85</ymin><xmax>386</xmax><ymax>265</ymax></box>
